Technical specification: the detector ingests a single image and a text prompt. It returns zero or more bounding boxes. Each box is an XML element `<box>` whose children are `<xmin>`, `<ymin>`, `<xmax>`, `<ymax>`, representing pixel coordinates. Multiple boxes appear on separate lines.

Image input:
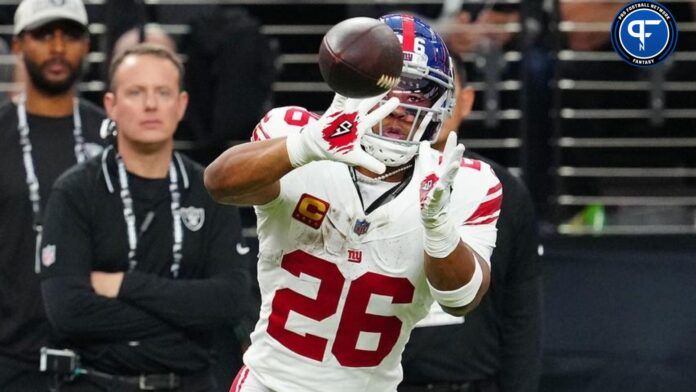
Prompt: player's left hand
<box><xmin>416</xmin><ymin>132</ymin><xmax>465</xmax><ymax>258</ymax></box>
<box><xmin>417</xmin><ymin>132</ymin><xmax>465</xmax><ymax>228</ymax></box>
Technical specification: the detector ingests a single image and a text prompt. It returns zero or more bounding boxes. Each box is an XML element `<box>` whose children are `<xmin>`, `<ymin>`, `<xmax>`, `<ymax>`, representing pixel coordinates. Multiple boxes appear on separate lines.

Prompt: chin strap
<box><xmin>360</xmin><ymin>133</ymin><xmax>420</xmax><ymax>167</ymax></box>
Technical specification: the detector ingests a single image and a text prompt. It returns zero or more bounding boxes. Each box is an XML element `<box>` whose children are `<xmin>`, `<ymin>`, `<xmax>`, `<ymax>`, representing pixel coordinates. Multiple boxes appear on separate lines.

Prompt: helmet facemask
<box><xmin>361</xmin><ymin>15</ymin><xmax>456</xmax><ymax>168</ymax></box>
<box><xmin>362</xmin><ymin>59</ymin><xmax>455</xmax><ymax>167</ymax></box>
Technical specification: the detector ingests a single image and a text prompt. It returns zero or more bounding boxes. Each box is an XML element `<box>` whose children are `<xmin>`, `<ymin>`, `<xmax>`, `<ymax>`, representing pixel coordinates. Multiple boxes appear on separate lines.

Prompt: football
<box><xmin>318</xmin><ymin>17</ymin><xmax>403</xmax><ymax>98</ymax></box>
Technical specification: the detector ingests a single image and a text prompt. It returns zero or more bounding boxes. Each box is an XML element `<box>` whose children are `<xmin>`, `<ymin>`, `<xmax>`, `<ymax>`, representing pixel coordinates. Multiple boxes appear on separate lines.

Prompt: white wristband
<box><xmin>427</xmin><ymin>254</ymin><xmax>483</xmax><ymax>308</ymax></box>
<box><xmin>423</xmin><ymin>217</ymin><xmax>460</xmax><ymax>258</ymax></box>
<box><xmin>285</xmin><ymin>132</ymin><xmax>308</xmax><ymax>168</ymax></box>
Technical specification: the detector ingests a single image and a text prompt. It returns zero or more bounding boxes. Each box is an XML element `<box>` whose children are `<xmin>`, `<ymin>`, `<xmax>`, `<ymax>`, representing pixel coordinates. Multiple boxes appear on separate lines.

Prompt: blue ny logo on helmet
<box><xmin>610</xmin><ymin>1</ymin><xmax>678</xmax><ymax>67</ymax></box>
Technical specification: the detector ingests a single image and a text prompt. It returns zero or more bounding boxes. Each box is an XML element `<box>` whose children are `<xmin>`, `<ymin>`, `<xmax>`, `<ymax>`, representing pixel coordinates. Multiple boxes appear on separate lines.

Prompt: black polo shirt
<box><xmin>0</xmin><ymin>99</ymin><xmax>105</xmax><ymax>368</ymax></box>
<box><xmin>39</xmin><ymin>147</ymin><xmax>255</xmax><ymax>375</ymax></box>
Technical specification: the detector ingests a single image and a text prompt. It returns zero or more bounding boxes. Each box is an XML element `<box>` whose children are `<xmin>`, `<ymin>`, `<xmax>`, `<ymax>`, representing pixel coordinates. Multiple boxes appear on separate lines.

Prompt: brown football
<box><xmin>318</xmin><ymin>17</ymin><xmax>403</xmax><ymax>98</ymax></box>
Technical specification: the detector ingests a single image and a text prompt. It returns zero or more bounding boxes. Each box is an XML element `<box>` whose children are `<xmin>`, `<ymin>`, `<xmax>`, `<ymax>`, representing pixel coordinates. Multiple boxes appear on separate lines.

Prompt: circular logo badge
<box><xmin>610</xmin><ymin>1</ymin><xmax>678</xmax><ymax>67</ymax></box>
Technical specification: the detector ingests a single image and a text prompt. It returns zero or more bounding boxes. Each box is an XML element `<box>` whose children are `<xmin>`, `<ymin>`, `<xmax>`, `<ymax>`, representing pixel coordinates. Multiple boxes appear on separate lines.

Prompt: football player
<box><xmin>205</xmin><ymin>14</ymin><xmax>502</xmax><ymax>392</ymax></box>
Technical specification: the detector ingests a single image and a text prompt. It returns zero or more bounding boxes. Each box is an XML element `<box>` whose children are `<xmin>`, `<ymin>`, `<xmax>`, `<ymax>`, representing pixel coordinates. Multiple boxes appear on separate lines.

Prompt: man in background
<box><xmin>399</xmin><ymin>61</ymin><xmax>542</xmax><ymax>392</ymax></box>
<box><xmin>40</xmin><ymin>43</ymin><xmax>254</xmax><ymax>392</ymax></box>
<box><xmin>0</xmin><ymin>1</ymin><xmax>105</xmax><ymax>390</ymax></box>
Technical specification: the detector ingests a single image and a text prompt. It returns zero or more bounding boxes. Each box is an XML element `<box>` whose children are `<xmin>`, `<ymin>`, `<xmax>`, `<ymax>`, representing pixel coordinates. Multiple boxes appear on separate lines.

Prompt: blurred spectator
<box><xmin>399</xmin><ymin>62</ymin><xmax>542</xmax><ymax>392</ymax></box>
<box><xmin>443</xmin><ymin>8</ymin><xmax>520</xmax><ymax>53</ymax></box>
<box><xmin>348</xmin><ymin>0</ymin><xmax>525</xmax><ymax>69</ymax></box>
<box><xmin>0</xmin><ymin>1</ymin><xmax>105</xmax><ymax>390</ymax></box>
<box><xmin>39</xmin><ymin>44</ymin><xmax>255</xmax><ymax>392</ymax></box>
<box><xmin>112</xmin><ymin>24</ymin><xmax>176</xmax><ymax>60</ymax></box>
<box><xmin>179</xmin><ymin>7</ymin><xmax>276</xmax><ymax>163</ymax></box>
<box><xmin>560</xmin><ymin>1</ymin><xmax>620</xmax><ymax>52</ymax></box>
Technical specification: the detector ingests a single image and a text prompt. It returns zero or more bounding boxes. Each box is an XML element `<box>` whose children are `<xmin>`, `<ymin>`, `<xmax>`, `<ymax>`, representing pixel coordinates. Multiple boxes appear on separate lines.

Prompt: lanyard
<box><xmin>115</xmin><ymin>153</ymin><xmax>184</xmax><ymax>278</ymax></box>
<box><xmin>17</xmin><ymin>94</ymin><xmax>85</xmax><ymax>273</ymax></box>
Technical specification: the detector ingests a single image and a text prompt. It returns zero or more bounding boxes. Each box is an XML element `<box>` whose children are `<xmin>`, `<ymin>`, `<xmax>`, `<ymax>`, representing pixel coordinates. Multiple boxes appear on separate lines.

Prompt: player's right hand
<box><xmin>285</xmin><ymin>93</ymin><xmax>399</xmax><ymax>174</ymax></box>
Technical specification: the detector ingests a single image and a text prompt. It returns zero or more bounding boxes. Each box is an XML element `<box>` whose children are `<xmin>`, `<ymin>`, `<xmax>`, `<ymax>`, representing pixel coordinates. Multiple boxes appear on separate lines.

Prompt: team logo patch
<box><xmin>292</xmin><ymin>193</ymin><xmax>330</xmax><ymax>229</ymax></box>
<box><xmin>41</xmin><ymin>244</ymin><xmax>56</xmax><ymax>267</ymax></box>
<box><xmin>610</xmin><ymin>1</ymin><xmax>678</xmax><ymax>67</ymax></box>
<box><xmin>353</xmin><ymin>219</ymin><xmax>370</xmax><ymax>235</ymax></box>
<box><xmin>347</xmin><ymin>249</ymin><xmax>363</xmax><ymax>263</ymax></box>
<box><xmin>322</xmin><ymin>112</ymin><xmax>358</xmax><ymax>154</ymax></box>
<box><xmin>180</xmin><ymin>206</ymin><xmax>205</xmax><ymax>231</ymax></box>
<box><xmin>419</xmin><ymin>173</ymin><xmax>439</xmax><ymax>208</ymax></box>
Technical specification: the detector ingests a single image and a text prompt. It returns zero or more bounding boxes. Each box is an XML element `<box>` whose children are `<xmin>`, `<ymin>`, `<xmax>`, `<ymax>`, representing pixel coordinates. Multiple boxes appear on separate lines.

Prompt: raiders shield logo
<box><xmin>180</xmin><ymin>206</ymin><xmax>205</xmax><ymax>231</ymax></box>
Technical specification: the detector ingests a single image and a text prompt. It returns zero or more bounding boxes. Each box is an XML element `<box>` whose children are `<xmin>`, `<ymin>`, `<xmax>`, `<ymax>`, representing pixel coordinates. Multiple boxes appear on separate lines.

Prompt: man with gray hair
<box><xmin>0</xmin><ymin>1</ymin><xmax>105</xmax><ymax>390</ymax></box>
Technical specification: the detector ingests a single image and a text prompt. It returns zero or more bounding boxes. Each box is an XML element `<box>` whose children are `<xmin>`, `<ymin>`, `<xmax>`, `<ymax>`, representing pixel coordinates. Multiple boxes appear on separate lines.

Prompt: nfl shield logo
<box><xmin>353</xmin><ymin>219</ymin><xmax>370</xmax><ymax>235</ymax></box>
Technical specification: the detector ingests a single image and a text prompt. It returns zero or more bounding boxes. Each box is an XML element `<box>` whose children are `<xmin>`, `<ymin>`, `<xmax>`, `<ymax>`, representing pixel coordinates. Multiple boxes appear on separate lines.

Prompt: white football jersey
<box><xmin>244</xmin><ymin>107</ymin><xmax>502</xmax><ymax>392</ymax></box>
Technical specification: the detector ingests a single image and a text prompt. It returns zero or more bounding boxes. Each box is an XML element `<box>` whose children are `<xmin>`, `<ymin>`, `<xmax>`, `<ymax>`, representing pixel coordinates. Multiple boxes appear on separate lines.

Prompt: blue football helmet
<box><xmin>361</xmin><ymin>14</ymin><xmax>455</xmax><ymax>167</ymax></box>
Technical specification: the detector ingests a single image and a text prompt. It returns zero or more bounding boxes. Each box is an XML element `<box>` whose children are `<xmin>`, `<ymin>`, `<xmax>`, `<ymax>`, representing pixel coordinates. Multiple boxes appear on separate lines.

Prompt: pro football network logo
<box><xmin>610</xmin><ymin>1</ymin><xmax>678</xmax><ymax>67</ymax></box>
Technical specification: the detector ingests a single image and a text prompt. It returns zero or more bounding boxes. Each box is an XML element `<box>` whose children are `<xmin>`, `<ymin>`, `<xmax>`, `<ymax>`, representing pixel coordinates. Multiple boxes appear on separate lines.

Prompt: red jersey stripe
<box><xmin>229</xmin><ymin>365</ymin><xmax>250</xmax><ymax>392</ymax></box>
<box><xmin>466</xmin><ymin>194</ymin><xmax>503</xmax><ymax>223</ymax></box>
<box><xmin>467</xmin><ymin>215</ymin><xmax>499</xmax><ymax>226</ymax></box>
<box><xmin>487</xmin><ymin>182</ymin><xmax>502</xmax><ymax>196</ymax></box>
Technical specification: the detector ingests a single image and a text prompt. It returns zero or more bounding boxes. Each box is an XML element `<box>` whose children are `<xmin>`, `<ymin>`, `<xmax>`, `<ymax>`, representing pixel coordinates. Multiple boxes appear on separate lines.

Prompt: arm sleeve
<box><xmin>117</xmin><ymin>202</ymin><xmax>255</xmax><ymax>331</ymax></box>
<box><xmin>498</xmin><ymin>179</ymin><xmax>542</xmax><ymax>392</ymax></box>
<box><xmin>40</xmin><ymin>187</ymin><xmax>174</xmax><ymax>341</ymax></box>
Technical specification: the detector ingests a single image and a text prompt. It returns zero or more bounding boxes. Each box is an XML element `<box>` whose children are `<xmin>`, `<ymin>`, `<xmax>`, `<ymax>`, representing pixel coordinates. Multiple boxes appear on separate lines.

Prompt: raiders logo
<box><xmin>180</xmin><ymin>206</ymin><xmax>205</xmax><ymax>231</ymax></box>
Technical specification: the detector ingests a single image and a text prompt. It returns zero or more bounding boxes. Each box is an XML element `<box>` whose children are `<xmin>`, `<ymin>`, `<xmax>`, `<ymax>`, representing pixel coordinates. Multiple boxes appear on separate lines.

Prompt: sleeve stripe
<box><xmin>465</xmin><ymin>211</ymin><xmax>500</xmax><ymax>225</ymax></box>
<box><xmin>465</xmin><ymin>193</ymin><xmax>503</xmax><ymax>223</ymax></box>
<box><xmin>467</xmin><ymin>215</ymin><xmax>499</xmax><ymax>226</ymax></box>
<box><xmin>487</xmin><ymin>182</ymin><xmax>502</xmax><ymax>196</ymax></box>
<box><xmin>251</xmin><ymin>124</ymin><xmax>272</xmax><ymax>141</ymax></box>
<box><xmin>257</xmin><ymin>123</ymin><xmax>271</xmax><ymax>139</ymax></box>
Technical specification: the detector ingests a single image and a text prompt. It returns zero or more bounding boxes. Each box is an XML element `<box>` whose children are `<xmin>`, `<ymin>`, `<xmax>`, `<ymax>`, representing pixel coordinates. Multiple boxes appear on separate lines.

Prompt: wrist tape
<box><xmin>423</xmin><ymin>216</ymin><xmax>460</xmax><ymax>258</ymax></box>
<box><xmin>427</xmin><ymin>254</ymin><xmax>483</xmax><ymax>308</ymax></box>
<box><xmin>285</xmin><ymin>132</ymin><xmax>309</xmax><ymax>168</ymax></box>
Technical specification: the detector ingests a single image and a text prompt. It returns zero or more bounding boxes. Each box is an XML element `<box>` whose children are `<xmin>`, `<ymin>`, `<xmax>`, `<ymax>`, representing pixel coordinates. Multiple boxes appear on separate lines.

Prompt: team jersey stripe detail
<box><xmin>257</xmin><ymin>123</ymin><xmax>271</xmax><ymax>139</ymax></box>
<box><xmin>465</xmin><ymin>197</ymin><xmax>502</xmax><ymax>224</ymax></box>
<box><xmin>464</xmin><ymin>183</ymin><xmax>503</xmax><ymax>224</ymax></box>
<box><xmin>402</xmin><ymin>15</ymin><xmax>415</xmax><ymax>52</ymax></box>
<box><xmin>487</xmin><ymin>182</ymin><xmax>502</xmax><ymax>196</ymax></box>
<box><xmin>251</xmin><ymin>123</ymin><xmax>271</xmax><ymax>141</ymax></box>
<box><xmin>472</xmin><ymin>215</ymin><xmax>499</xmax><ymax>226</ymax></box>
<box><xmin>229</xmin><ymin>365</ymin><xmax>250</xmax><ymax>392</ymax></box>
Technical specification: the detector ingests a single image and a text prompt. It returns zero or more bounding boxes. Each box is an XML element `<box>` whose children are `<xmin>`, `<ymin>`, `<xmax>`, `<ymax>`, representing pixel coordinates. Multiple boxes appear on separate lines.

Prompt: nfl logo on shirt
<box><xmin>353</xmin><ymin>219</ymin><xmax>370</xmax><ymax>235</ymax></box>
